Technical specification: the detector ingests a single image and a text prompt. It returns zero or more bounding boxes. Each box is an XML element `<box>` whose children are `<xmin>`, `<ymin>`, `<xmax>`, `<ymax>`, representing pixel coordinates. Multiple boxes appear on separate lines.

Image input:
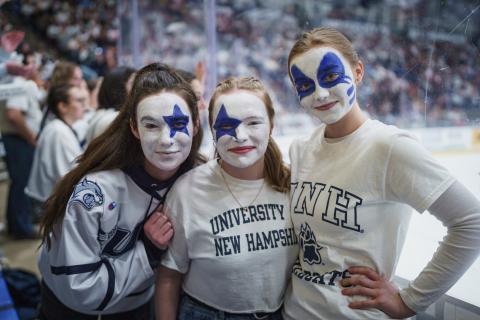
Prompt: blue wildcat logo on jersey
<box><xmin>299</xmin><ymin>222</ymin><xmax>323</xmax><ymax>265</ymax></box>
<box><xmin>69</xmin><ymin>178</ymin><xmax>104</xmax><ymax>210</ymax></box>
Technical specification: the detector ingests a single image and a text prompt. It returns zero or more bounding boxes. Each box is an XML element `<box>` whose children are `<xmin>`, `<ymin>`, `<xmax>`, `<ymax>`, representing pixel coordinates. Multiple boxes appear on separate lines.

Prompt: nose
<box><xmin>234</xmin><ymin>124</ymin><xmax>248</xmax><ymax>142</ymax></box>
<box><xmin>314</xmin><ymin>85</ymin><xmax>330</xmax><ymax>100</ymax></box>
<box><xmin>158</xmin><ymin>126</ymin><xmax>174</xmax><ymax>146</ymax></box>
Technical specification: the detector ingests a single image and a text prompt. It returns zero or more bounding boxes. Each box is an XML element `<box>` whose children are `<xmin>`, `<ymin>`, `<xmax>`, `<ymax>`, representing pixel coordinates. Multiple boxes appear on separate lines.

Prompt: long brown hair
<box><xmin>208</xmin><ymin>77</ymin><xmax>290</xmax><ymax>193</ymax></box>
<box><xmin>40</xmin><ymin>63</ymin><xmax>203</xmax><ymax>247</ymax></box>
<box><xmin>287</xmin><ymin>27</ymin><xmax>360</xmax><ymax>81</ymax></box>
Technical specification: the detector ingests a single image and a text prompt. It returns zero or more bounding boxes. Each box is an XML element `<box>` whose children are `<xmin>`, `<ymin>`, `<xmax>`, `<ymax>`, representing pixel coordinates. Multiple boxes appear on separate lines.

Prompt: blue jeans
<box><xmin>178</xmin><ymin>294</ymin><xmax>283</xmax><ymax>320</ymax></box>
<box><xmin>2</xmin><ymin>134</ymin><xmax>35</xmax><ymax>236</ymax></box>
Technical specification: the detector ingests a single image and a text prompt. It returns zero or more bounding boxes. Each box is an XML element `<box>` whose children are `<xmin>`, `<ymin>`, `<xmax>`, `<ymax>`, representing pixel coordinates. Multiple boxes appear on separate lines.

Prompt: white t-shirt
<box><xmin>84</xmin><ymin>109</ymin><xmax>119</xmax><ymax>145</ymax></box>
<box><xmin>5</xmin><ymin>77</ymin><xmax>43</xmax><ymax>134</ymax></box>
<box><xmin>26</xmin><ymin>119</ymin><xmax>83</xmax><ymax>202</ymax></box>
<box><xmin>283</xmin><ymin>119</ymin><xmax>455</xmax><ymax>320</ymax></box>
<box><xmin>162</xmin><ymin>159</ymin><xmax>298</xmax><ymax>313</ymax></box>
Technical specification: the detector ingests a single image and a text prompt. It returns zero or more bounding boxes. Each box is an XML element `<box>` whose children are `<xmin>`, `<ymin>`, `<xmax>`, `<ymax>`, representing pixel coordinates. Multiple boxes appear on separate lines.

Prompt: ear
<box><xmin>130</xmin><ymin>118</ymin><xmax>140</xmax><ymax>139</ymax></box>
<box><xmin>354</xmin><ymin>60</ymin><xmax>365</xmax><ymax>85</ymax></box>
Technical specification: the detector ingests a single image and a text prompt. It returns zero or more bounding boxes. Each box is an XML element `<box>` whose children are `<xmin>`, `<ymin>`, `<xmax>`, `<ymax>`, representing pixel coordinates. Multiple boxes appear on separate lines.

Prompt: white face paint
<box><xmin>136</xmin><ymin>92</ymin><xmax>193</xmax><ymax>172</ymax></box>
<box><xmin>290</xmin><ymin>46</ymin><xmax>357</xmax><ymax>124</ymax></box>
<box><xmin>212</xmin><ymin>90</ymin><xmax>270</xmax><ymax>169</ymax></box>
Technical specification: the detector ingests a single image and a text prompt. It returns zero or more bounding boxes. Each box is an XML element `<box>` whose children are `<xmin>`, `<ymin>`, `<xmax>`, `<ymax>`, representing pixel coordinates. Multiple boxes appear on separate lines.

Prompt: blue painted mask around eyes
<box><xmin>163</xmin><ymin>104</ymin><xmax>190</xmax><ymax>138</ymax></box>
<box><xmin>317</xmin><ymin>52</ymin><xmax>352</xmax><ymax>88</ymax></box>
<box><xmin>291</xmin><ymin>64</ymin><xmax>315</xmax><ymax>100</ymax></box>
<box><xmin>213</xmin><ymin>104</ymin><xmax>242</xmax><ymax>141</ymax></box>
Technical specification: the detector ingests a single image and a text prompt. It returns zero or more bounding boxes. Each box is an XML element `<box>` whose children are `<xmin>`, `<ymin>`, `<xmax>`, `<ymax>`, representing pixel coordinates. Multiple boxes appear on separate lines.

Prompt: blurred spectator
<box><xmin>84</xmin><ymin>66</ymin><xmax>135</xmax><ymax>144</ymax></box>
<box><xmin>4</xmin><ymin>0</ymin><xmax>479</xmax><ymax>128</ymax></box>
<box><xmin>0</xmin><ymin>36</ymin><xmax>43</xmax><ymax>238</ymax></box>
<box><xmin>26</xmin><ymin>84</ymin><xmax>86</xmax><ymax>216</ymax></box>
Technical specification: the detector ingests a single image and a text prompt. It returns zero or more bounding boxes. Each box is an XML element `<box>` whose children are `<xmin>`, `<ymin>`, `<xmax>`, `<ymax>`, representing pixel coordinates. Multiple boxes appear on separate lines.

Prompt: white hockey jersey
<box><xmin>38</xmin><ymin>166</ymin><xmax>180</xmax><ymax>315</ymax></box>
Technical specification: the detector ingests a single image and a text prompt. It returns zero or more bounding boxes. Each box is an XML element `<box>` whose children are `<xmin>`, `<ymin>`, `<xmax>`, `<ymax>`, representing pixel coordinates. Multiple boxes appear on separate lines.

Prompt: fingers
<box><xmin>342</xmin><ymin>286</ymin><xmax>376</xmax><ymax>298</ymax></box>
<box><xmin>348</xmin><ymin>266</ymin><xmax>382</xmax><ymax>281</ymax></box>
<box><xmin>348</xmin><ymin>299</ymin><xmax>378</xmax><ymax>310</ymax></box>
<box><xmin>158</xmin><ymin>219</ymin><xmax>173</xmax><ymax>235</ymax></box>
<box><xmin>146</xmin><ymin>207</ymin><xmax>169</xmax><ymax>225</ymax></box>
<box><xmin>341</xmin><ymin>275</ymin><xmax>376</xmax><ymax>288</ymax></box>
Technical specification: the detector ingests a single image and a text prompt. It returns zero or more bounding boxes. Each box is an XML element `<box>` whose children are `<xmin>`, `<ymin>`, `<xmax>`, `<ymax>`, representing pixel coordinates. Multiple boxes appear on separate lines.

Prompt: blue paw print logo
<box><xmin>299</xmin><ymin>223</ymin><xmax>323</xmax><ymax>265</ymax></box>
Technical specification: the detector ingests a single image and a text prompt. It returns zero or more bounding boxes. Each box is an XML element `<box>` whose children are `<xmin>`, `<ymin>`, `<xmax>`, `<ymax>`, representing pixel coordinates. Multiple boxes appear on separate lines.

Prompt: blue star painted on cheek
<box><xmin>162</xmin><ymin>104</ymin><xmax>190</xmax><ymax>138</ymax></box>
<box><xmin>291</xmin><ymin>64</ymin><xmax>316</xmax><ymax>101</ymax></box>
<box><xmin>213</xmin><ymin>104</ymin><xmax>242</xmax><ymax>141</ymax></box>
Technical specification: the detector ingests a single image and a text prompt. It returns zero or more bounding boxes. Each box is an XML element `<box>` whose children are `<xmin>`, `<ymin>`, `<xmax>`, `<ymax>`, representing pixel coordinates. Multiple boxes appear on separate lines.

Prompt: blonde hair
<box><xmin>287</xmin><ymin>27</ymin><xmax>359</xmax><ymax>81</ymax></box>
<box><xmin>208</xmin><ymin>77</ymin><xmax>290</xmax><ymax>193</ymax></box>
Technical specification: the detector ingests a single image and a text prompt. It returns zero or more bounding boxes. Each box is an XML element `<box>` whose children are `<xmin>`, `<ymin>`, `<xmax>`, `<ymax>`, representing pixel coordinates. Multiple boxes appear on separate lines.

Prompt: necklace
<box><xmin>219</xmin><ymin>161</ymin><xmax>265</xmax><ymax>209</ymax></box>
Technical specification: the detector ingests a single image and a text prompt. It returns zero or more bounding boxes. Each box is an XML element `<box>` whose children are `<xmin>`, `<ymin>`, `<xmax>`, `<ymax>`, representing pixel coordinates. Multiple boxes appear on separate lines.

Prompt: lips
<box><xmin>314</xmin><ymin>101</ymin><xmax>337</xmax><ymax>111</ymax></box>
<box><xmin>156</xmin><ymin>150</ymin><xmax>179</xmax><ymax>155</ymax></box>
<box><xmin>228</xmin><ymin>146</ymin><xmax>256</xmax><ymax>154</ymax></box>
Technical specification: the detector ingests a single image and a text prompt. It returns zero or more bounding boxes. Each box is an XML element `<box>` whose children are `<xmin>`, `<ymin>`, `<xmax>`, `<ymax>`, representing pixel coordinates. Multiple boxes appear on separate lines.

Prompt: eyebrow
<box><xmin>320</xmin><ymin>64</ymin><xmax>339</xmax><ymax>72</ymax></box>
<box><xmin>168</xmin><ymin>115</ymin><xmax>189</xmax><ymax>121</ymax></box>
<box><xmin>242</xmin><ymin>115</ymin><xmax>265</xmax><ymax>121</ymax></box>
<box><xmin>140</xmin><ymin>115</ymin><xmax>162</xmax><ymax>123</ymax></box>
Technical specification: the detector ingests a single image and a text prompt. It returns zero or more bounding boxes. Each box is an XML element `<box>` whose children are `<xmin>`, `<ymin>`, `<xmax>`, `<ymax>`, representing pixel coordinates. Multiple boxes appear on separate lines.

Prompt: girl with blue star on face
<box><xmin>283</xmin><ymin>27</ymin><xmax>480</xmax><ymax>320</ymax></box>
<box><xmin>154</xmin><ymin>77</ymin><xmax>297</xmax><ymax>320</ymax></box>
<box><xmin>37</xmin><ymin>63</ymin><xmax>204</xmax><ymax>320</ymax></box>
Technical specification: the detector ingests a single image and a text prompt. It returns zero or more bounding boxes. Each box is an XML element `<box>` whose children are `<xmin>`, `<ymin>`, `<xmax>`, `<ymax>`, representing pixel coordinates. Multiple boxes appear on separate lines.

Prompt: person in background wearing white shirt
<box><xmin>84</xmin><ymin>66</ymin><xmax>136</xmax><ymax>145</ymax></box>
<box><xmin>0</xmin><ymin>54</ymin><xmax>44</xmax><ymax>239</ymax></box>
<box><xmin>282</xmin><ymin>26</ymin><xmax>480</xmax><ymax>320</ymax></box>
<box><xmin>26</xmin><ymin>84</ymin><xmax>87</xmax><ymax>217</ymax></box>
<box><xmin>154</xmin><ymin>77</ymin><xmax>297</xmax><ymax>320</ymax></box>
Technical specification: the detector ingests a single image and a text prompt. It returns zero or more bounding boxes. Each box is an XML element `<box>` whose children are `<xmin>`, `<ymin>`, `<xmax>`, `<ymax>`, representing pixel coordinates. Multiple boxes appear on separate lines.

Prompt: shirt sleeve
<box><xmin>6</xmin><ymin>90</ymin><xmax>28</xmax><ymax>111</ymax></box>
<box><xmin>161</xmin><ymin>184</ymin><xmax>190</xmax><ymax>273</ymax></box>
<box><xmin>399</xmin><ymin>181</ymin><xmax>480</xmax><ymax>311</ymax></box>
<box><xmin>43</xmin><ymin>175</ymin><xmax>154</xmax><ymax>312</ymax></box>
<box><xmin>384</xmin><ymin>133</ymin><xmax>455</xmax><ymax>212</ymax></box>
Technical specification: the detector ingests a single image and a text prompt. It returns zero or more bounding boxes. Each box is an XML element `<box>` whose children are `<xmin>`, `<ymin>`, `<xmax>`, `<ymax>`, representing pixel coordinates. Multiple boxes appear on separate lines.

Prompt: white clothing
<box><xmin>73</xmin><ymin>108</ymin><xmax>94</xmax><ymax>144</ymax></box>
<box><xmin>4</xmin><ymin>77</ymin><xmax>43</xmax><ymax>134</ymax></box>
<box><xmin>25</xmin><ymin>119</ymin><xmax>82</xmax><ymax>202</ymax></box>
<box><xmin>162</xmin><ymin>160</ymin><xmax>298</xmax><ymax>313</ymax></box>
<box><xmin>399</xmin><ymin>181</ymin><xmax>480</xmax><ymax>311</ymax></box>
<box><xmin>38</xmin><ymin>168</ymin><xmax>172</xmax><ymax>314</ymax></box>
<box><xmin>283</xmin><ymin>119</ymin><xmax>457</xmax><ymax>320</ymax></box>
<box><xmin>84</xmin><ymin>109</ymin><xmax>118</xmax><ymax>145</ymax></box>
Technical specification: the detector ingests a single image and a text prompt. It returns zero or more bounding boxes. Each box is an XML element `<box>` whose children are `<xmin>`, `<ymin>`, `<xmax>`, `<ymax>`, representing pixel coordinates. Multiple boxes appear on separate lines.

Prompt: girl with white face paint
<box><xmin>283</xmin><ymin>27</ymin><xmax>480</xmax><ymax>320</ymax></box>
<box><xmin>37</xmin><ymin>63</ymin><xmax>203</xmax><ymax>320</ymax></box>
<box><xmin>154</xmin><ymin>77</ymin><xmax>297</xmax><ymax>320</ymax></box>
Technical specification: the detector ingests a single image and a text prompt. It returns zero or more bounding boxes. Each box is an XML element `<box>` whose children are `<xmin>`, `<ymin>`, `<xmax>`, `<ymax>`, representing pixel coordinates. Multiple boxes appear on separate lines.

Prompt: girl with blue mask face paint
<box><xmin>283</xmin><ymin>27</ymin><xmax>480</xmax><ymax>320</ymax></box>
<box><xmin>154</xmin><ymin>77</ymin><xmax>296</xmax><ymax>320</ymax></box>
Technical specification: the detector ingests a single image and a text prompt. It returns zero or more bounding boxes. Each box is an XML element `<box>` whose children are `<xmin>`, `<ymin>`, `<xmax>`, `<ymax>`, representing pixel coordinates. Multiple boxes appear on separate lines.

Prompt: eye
<box><xmin>247</xmin><ymin>120</ymin><xmax>263</xmax><ymax>126</ymax></box>
<box><xmin>296</xmin><ymin>82</ymin><xmax>312</xmax><ymax>92</ymax></box>
<box><xmin>219</xmin><ymin>123</ymin><xmax>233</xmax><ymax>130</ymax></box>
<box><xmin>323</xmin><ymin>73</ymin><xmax>340</xmax><ymax>82</ymax></box>
<box><xmin>172</xmin><ymin>121</ymin><xmax>188</xmax><ymax>129</ymax></box>
<box><xmin>144</xmin><ymin>123</ymin><xmax>158</xmax><ymax>129</ymax></box>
